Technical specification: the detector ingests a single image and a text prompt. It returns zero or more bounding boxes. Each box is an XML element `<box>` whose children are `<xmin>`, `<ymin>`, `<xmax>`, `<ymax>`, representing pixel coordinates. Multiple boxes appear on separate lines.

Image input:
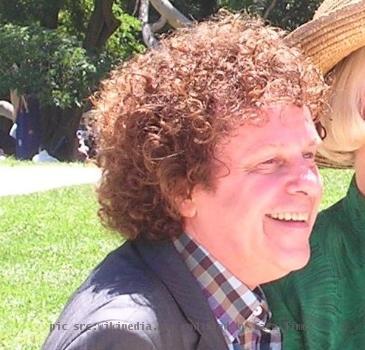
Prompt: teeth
<box><xmin>268</xmin><ymin>212</ymin><xmax>309</xmax><ymax>222</ymax></box>
<box><xmin>284</xmin><ymin>213</ymin><xmax>291</xmax><ymax>221</ymax></box>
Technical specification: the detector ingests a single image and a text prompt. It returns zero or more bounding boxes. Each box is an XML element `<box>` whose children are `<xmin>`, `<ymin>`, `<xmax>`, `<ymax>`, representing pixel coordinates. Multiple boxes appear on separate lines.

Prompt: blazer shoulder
<box><xmin>43</xmin><ymin>242</ymin><xmax>196</xmax><ymax>350</ymax></box>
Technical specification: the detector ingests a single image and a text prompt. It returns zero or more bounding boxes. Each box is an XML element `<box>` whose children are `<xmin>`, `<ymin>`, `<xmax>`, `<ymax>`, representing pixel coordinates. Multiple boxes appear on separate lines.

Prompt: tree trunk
<box><xmin>84</xmin><ymin>0</ymin><xmax>121</xmax><ymax>51</ymax></box>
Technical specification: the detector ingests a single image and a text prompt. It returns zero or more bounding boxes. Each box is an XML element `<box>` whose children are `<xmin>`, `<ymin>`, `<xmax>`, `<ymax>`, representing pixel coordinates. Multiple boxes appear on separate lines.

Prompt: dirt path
<box><xmin>0</xmin><ymin>165</ymin><xmax>101</xmax><ymax>196</ymax></box>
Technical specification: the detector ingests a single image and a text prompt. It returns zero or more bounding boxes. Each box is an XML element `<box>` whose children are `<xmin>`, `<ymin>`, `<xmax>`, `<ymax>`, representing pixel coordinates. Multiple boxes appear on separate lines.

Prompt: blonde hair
<box><xmin>318</xmin><ymin>46</ymin><xmax>365</xmax><ymax>166</ymax></box>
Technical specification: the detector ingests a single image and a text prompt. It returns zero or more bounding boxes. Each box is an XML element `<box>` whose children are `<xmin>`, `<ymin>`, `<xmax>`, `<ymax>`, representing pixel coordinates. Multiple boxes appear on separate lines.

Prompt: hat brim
<box><xmin>287</xmin><ymin>1</ymin><xmax>365</xmax><ymax>169</ymax></box>
<box><xmin>286</xmin><ymin>1</ymin><xmax>365</xmax><ymax>74</ymax></box>
<box><xmin>315</xmin><ymin>153</ymin><xmax>353</xmax><ymax>169</ymax></box>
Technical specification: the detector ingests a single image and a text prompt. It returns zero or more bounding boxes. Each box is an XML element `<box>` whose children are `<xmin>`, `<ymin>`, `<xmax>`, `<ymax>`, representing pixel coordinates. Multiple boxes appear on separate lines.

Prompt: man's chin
<box><xmin>275</xmin><ymin>247</ymin><xmax>311</xmax><ymax>278</ymax></box>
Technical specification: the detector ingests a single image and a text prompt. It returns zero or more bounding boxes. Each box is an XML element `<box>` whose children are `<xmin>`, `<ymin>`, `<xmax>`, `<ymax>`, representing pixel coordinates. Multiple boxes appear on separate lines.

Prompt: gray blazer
<box><xmin>42</xmin><ymin>238</ymin><xmax>228</xmax><ymax>350</ymax></box>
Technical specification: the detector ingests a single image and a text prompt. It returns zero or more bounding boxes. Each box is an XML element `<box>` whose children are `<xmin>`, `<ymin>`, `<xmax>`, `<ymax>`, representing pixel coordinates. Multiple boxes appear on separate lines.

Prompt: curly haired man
<box><xmin>43</xmin><ymin>13</ymin><xmax>327</xmax><ymax>350</ymax></box>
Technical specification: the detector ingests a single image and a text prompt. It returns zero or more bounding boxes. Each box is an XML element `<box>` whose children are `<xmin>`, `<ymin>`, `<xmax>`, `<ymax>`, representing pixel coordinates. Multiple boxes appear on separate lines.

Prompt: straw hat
<box><xmin>286</xmin><ymin>0</ymin><xmax>365</xmax><ymax>75</ymax></box>
<box><xmin>286</xmin><ymin>0</ymin><xmax>365</xmax><ymax>168</ymax></box>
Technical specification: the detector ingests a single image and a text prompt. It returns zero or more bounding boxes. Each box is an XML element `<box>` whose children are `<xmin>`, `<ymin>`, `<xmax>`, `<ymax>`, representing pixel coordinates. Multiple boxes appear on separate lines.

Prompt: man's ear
<box><xmin>177</xmin><ymin>197</ymin><xmax>197</xmax><ymax>218</ymax></box>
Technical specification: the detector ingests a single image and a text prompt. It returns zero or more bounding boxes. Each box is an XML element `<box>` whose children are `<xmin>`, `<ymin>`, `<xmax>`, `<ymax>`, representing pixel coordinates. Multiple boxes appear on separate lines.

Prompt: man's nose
<box><xmin>286</xmin><ymin>163</ymin><xmax>323</xmax><ymax>197</ymax></box>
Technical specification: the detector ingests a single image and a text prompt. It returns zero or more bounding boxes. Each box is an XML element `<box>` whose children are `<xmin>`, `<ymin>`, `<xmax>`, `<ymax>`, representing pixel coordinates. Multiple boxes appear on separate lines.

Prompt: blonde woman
<box><xmin>320</xmin><ymin>47</ymin><xmax>365</xmax><ymax>172</ymax></box>
<box><xmin>263</xmin><ymin>1</ymin><xmax>365</xmax><ymax>349</ymax></box>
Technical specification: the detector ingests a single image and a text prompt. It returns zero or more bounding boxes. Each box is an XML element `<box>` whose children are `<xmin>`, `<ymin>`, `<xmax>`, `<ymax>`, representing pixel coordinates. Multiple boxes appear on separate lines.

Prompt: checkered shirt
<box><xmin>173</xmin><ymin>233</ymin><xmax>281</xmax><ymax>350</ymax></box>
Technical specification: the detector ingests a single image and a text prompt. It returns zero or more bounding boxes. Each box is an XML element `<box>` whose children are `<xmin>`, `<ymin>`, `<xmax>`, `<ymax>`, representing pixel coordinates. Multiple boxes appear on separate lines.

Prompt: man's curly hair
<box><xmin>95</xmin><ymin>13</ymin><xmax>327</xmax><ymax>241</ymax></box>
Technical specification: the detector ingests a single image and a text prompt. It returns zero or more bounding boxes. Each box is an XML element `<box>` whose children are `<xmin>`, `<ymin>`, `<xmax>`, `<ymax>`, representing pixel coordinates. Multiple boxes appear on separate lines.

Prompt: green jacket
<box><xmin>263</xmin><ymin>176</ymin><xmax>365</xmax><ymax>350</ymax></box>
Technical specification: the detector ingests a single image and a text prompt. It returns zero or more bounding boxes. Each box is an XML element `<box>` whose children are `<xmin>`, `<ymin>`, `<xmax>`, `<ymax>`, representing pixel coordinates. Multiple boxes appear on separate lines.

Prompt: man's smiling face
<box><xmin>181</xmin><ymin>104</ymin><xmax>323</xmax><ymax>288</ymax></box>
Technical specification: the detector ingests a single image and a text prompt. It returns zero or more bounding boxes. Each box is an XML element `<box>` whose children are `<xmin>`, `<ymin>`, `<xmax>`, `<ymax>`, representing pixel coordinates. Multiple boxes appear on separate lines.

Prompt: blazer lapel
<box><xmin>134</xmin><ymin>238</ymin><xmax>228</xmax><ymax>350</ymax></box>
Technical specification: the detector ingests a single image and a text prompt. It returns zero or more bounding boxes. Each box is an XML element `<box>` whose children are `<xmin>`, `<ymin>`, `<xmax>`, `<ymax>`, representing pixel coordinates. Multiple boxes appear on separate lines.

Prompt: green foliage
<box><xmin>0</xmin><ymin>0</ymin><xmax>65</xmax><ymax>25</ymax></box>
<box><xmin>59</xmin><ymin>1</ymin><xmax>143</xmax><ymax>61</ymax></box>
<box><xmin>0</xmin><ymin>0</ymin><xmax>321</xmax><ymax>114</ymax></box>
<box><xmin>107</xmin><ymin>3</ymin><xmax>145</xmax><ymax>60</ymax></box>
<box><xmin>0</xmin><ymin>1</ymin><xmax>142</xmax><ymax>110</ymax></box>
<box><xmin>0</xmin><ymin>0</ymin><xmax>39</xmax><ymax>25</ymax></box>
<box><xmin>0</xmin><ymin>24</ymin><xmax>109</xmax><ymax>108</ymax></box>
<box><xmin>58</xmin><ymin>0</ymin><xmax>94</xmax><ymax>41</ymax></box>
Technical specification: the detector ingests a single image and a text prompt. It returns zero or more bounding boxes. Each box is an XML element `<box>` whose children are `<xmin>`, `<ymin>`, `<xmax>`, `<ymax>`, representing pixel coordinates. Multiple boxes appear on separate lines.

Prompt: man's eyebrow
<box><xmin>242</xmin><ymin>144</ymin><xmax>282</xmax><ymax>160</ymax></box>
<box><xmin>244</xmin><ymin>139</ymin><xmax>321</xmax><ymax>156</ymax></box>
<box><xmin>253</xmin><ymin>137</ymin><xmax>321</xmax><ymax>151</ymax></box>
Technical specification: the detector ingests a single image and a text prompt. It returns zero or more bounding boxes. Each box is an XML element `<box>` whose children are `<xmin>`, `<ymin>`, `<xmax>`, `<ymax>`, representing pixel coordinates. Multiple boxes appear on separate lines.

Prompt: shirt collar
<box><xmin>173</xmin><ymin>232</ymin><xmax>272</xmax><ymax>339</ymax></box>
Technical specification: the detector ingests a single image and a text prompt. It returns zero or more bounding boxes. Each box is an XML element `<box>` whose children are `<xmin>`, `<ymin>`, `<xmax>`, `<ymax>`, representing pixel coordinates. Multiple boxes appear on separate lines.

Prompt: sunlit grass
<box><xmin>320</xmin><ymin>168</ymin><xmax>354</xmax><ymax>209</ymax></box>
<box><xmin>0</xmin><ymin>185</ymin><xmax>121</xmax><ymax>349</ymax></box>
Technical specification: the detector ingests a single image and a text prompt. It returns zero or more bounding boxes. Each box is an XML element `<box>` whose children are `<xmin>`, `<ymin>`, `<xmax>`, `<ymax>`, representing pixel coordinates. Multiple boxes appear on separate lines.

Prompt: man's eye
<box><xmin>261</xmin><ymin>158</ymin><xmax>278</xmax><ymax>165</ymax></box>
<box><xmin>303</xmin><ymin>152</ymin><xmax>315</xmax><ymax>159</ymax></box>
<box><xmin>251</xmin><ymin>157</ymin><xmax>283</xmax><ymax>173</ymax></box>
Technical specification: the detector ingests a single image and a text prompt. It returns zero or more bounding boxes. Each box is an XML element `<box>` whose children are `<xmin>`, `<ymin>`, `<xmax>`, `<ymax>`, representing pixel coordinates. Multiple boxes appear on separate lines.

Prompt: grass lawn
<box><xmin>0</xmin><ymin>167</ymin><xmax>354</xmax><ymax>349</ymax></box>
<box><xmin>320</xmin><ymin>168</ymin><xmax>354</xmax><ymax>209</ymax></box>
<box><xmin>0</xmin><ymin>185</ymin><xmax>121</xmax><ymax>349</ymax></box>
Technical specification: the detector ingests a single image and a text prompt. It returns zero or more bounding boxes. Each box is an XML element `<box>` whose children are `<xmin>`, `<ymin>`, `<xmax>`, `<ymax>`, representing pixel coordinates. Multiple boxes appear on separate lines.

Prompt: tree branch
<box><xmin>263</xmin><ymin>0</ymin><xmax>278</xmax><ymax>19</ymax></box>
<box><xmin>149</xmin><ymin>0</ymin><xmax>192</xmax><ymax>28</ymax></box>
<box><xmin>139</xmin><ymin>0</ymin><xmax>159</xmax><ymax>49</ymax></box>
<box><xmin>151</xmin><ymin>16</ymin><xmax>167</xmax><ymax>32</ymax></box>
<box><xmin>133</xmin><ymin>0</ymin><xmax>140</xmax><ymax>15</ymax></box>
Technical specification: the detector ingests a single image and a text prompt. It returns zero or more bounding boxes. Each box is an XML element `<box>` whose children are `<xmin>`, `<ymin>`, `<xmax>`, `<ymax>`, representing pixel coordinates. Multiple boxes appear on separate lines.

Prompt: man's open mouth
<box><xmin>266</xmin><ymin>212</ymin><xmax>309</xmax><ymax>223</ymax></box>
